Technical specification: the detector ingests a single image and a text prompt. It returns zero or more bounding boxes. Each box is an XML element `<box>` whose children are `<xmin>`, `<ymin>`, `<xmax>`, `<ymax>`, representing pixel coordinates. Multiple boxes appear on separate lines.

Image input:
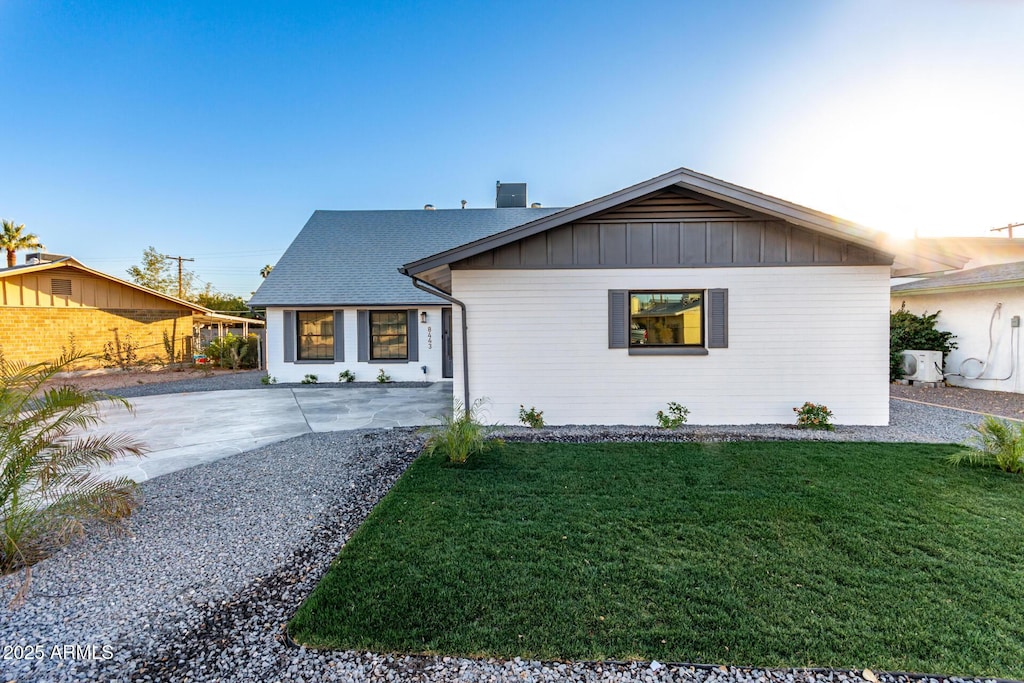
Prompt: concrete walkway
<box><xmin>91</xmin><ymin>384</ymin><xmax>452</xmax><ymax>482</ymax></box>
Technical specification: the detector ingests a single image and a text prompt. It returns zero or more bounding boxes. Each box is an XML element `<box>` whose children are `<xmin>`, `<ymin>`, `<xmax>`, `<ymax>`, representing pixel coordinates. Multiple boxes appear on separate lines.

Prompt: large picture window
<box><xmin>370</xmin><ymin>310</ymin><xmax>408</xmax><ymax>360</ymax></box>
<box><xmin>629</xmin><ymin>291</ymin><xmax>703</xmax><ymax>347</ymax></box>
<box><xmin>297</xmin><ymin>311</ymin><xmax>334</xmax><ymax>360</ymax></box>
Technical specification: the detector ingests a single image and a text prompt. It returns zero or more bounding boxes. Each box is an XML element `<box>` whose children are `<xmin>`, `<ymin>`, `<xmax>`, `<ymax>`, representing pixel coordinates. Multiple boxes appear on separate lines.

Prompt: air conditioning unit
<box><xmin>901</xmin><ymin>350</ymin><xmax>944</xmax><ymax>382</ymax></box>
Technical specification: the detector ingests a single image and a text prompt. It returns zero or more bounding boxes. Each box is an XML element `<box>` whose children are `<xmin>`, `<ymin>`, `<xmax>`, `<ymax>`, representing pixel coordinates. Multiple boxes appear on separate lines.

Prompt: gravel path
<box><xmin>0</xmin><ymin>403</ymin><xmax>999</xmax><ymax>682</ymax></box>
<box><xmin>890</xmin><ymin>383</ymin><xmax>1024</xmax><ymax>420</ymax></box>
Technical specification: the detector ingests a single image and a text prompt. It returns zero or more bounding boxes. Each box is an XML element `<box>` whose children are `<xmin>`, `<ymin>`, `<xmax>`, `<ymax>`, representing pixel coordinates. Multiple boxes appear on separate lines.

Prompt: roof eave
<box><xmin>891</xmin><ymin>280</ymin><xmax>1024</xmax><ymax>297</ymax></box>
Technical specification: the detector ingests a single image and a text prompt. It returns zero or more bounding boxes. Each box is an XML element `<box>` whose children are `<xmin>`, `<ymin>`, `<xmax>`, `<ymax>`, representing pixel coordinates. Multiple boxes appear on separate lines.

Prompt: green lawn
<box><xmin>290</xmin><ymin>441</ymin><xmax>1024</xmax><ymax>678</ymax></box>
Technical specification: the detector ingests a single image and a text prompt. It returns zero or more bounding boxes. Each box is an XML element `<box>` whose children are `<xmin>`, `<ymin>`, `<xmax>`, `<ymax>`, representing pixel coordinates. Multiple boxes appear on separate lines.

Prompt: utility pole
<box><xmin>990</xmin><ymin>222</ymin><xmax>1024</xmax><ymax>239</ymax></box>
<box><xmin>161</xmin><ymin>254</ymin><xmax>194</xmax><ymax>299</ymax></box>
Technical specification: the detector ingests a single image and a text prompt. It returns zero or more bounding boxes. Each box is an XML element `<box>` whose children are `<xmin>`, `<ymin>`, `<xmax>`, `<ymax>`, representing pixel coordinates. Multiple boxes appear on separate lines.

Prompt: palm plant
<box><xmin>1</xmin><ymin>351</ymin><xmax>146</xmax><ymax>579</ymax></box>
<box><xmin>421</xmin><ymin>399</ymin><xmax>502</xmax><ymax>464</ymax></box>
<box><xmin>948</xmin><ymin>415</ymin><xmax>1024</xmax><ymax>473</ymax></box>
<box><xmin>1</xmin><ymin>219</ymin><xmax>44</xmax><ymax>268</ymax></box>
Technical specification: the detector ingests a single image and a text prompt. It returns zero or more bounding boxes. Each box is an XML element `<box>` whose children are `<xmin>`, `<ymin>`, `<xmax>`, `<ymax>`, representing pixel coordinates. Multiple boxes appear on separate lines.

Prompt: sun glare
<box><xmin>762</xmin><ymin>72</ymin><xmax>1024</xmax><ymax>240</ymax></box>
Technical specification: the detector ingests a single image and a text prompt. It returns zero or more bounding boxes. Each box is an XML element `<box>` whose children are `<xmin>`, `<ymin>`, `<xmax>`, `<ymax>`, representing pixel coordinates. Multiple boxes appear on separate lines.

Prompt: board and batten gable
<box><xmin>451</xmin><ymin>191</ymin><xmax>893</xmax><ymax>271</ymax></box>
<box><xmin>451</xmin><ymin>265</ymin><xmax>891</xmax><ymax>426</ymax></box>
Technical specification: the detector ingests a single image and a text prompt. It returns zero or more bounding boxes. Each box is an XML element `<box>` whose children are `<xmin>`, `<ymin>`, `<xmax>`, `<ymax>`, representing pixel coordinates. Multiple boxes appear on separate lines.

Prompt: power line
<box><xmin>161</xmin><ymin>254</ymin><xmax>194</xmax><ymax>299</ymax></box>
<box><xmin>990</xmin><ymin>222</ymin><xmax>1024</xmax><ymax>238</ymax></box>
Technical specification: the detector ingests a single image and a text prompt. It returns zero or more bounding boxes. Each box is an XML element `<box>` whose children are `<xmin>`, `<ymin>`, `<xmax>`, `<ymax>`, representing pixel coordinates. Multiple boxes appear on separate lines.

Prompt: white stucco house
<box><xmin>399</xmin><ymin>168</ymin><xmax>961</xmax><ymax>426</ymax></box>
<box><xmin>892</xmin><ymin>261</ymin><xmax>1024</xmax><ymax>394</ymax></box>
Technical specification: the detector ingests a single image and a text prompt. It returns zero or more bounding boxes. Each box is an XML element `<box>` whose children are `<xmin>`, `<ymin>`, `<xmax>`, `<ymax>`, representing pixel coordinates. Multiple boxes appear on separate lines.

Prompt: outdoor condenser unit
<box><xmin>900</xmin><ymin>350</ymin><xmax>944</xmax><ymax>382</ymax></box>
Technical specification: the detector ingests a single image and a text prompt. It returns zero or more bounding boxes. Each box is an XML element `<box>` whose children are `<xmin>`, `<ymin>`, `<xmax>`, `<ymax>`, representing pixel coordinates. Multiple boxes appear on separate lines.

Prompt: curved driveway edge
<box><xmin>91</xmin><ymin>383</ymin><xmax>452</xmax><ymax>481</ymax></box>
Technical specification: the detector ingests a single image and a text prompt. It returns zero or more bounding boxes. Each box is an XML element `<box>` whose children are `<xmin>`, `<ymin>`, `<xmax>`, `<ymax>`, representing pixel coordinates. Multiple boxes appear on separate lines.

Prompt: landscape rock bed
<box><xmin>0</xmin><ymin>408</ymin><xmax>992</xmax><ymax>682</ymax></box>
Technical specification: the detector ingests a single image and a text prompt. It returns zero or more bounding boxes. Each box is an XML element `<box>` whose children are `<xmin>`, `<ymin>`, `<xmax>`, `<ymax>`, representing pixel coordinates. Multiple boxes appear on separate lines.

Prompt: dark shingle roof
<box><xmin>891</xmin><ymin>260</ymin><xmax>1024</xmax><ymax>294</ymax></box>
<box><xmin>248</xmin><ymin>208</ymin><xmax>562</xmax><ymax>307</ymax></box>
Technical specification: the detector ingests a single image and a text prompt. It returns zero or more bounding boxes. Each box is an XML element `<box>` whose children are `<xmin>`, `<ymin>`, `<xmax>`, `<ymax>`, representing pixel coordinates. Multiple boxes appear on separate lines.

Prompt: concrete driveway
<box><xmin>91</xmin><ymin>384</ymin><xmax>452</xmax><ymax>482</ymax></box>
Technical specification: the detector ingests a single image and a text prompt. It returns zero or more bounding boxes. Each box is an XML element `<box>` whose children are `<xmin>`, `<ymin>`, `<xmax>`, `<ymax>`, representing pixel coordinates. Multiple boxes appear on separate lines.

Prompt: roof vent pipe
<box><xmin>424</xmin><ymin>204</ymin><xmax>435</xmax><ymax>210</ymax></box>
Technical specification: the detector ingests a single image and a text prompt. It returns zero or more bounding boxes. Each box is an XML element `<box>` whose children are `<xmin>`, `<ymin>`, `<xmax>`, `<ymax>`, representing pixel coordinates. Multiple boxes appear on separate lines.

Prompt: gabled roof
<box><xmin>248</xmin><ymin>207</ymin><xmax>562</xmax><ymax>307</ymax></box>
<box><xmin>0</xmin><ymin>257</ymin><xmax>208</xmax><ymax>313</ymax></box>
<box><xmin>891</xmin><ymin>260</ymin><xmax>1024</xmax><ymax>295</ymax></box>
<box><xmin>899</xmin><ymin>236</ymin><xmax>1024</xmax><ymax>275</ymax></box>
<box><xmin>401</xmin><ymin>167</ymin><xmax>968</xmax><ymax>289</ymax></box>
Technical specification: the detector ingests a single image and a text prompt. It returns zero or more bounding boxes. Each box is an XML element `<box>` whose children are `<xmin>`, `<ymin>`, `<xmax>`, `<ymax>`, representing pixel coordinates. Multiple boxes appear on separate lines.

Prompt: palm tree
<box><xmin>1</xmin><ymin>219</ymin><xmax>44</xmax><ymax>268</ymax></box>
<box><xmin>1</xmin><ymin>350</ymin><xmax>145</xmax><ymax>594</ymax></box>
<box><xmin>260</xmin><ymin>264</ymin><xmax>273</xmax><ymax>278</ymax></box>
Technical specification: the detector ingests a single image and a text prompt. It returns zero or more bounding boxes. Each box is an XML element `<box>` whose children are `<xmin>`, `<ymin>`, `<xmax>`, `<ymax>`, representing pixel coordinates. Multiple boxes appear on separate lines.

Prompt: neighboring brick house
<box><xmin>0</xmin><ymin>254</ymin><xmax>257</xmax><ymax>368</ymax></box>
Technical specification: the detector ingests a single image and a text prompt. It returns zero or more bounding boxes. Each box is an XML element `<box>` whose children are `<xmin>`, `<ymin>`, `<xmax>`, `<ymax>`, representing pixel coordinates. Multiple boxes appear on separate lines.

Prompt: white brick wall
<box><xmin>453</xmin><ymin>266</ymin><xmax>891</xmax><ymax>425</ymax></box>
<box><xmin>265</xmin><ymin>306</ymin><xmax>448</xmax><ymax>383</ymax></box>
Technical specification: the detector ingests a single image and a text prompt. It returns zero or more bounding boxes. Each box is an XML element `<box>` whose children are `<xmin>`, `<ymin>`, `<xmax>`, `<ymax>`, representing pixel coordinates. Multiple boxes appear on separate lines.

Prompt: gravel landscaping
<box><xmin>0</xmin><ymin>400</ymin><xmax>999</xmax><ymax>682</ymax></box>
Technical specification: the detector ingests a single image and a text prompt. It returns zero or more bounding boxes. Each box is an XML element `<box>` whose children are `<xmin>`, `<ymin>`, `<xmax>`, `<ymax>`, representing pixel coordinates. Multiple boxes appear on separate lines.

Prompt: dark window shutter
<box><xmin>407</xmin><ymin>309</ymin><xmax>419</xmax><ymax>362</ymax></box>
<box><xmin>333</xmin><ymin>310</ymin><xmax>345</xmax><ymax>362</ymax></box>
<box><xmin>708</xmin><ymin>289</ymin><xmax>728</xmax><ymax>348</ymax></box>
<box><xmin>357</xmin><ymin>310</ymin><xmax>368</xmax><ymax>362</ymax></box>
<box><xmin>608</xmin><ymin>290</ymin><xmax>628</xmax><ymax>348</ymax></box>
<box><xmin>283</xmin><ymin>310</ymin><xmax>295</xmax><ymax>362</ymax></box>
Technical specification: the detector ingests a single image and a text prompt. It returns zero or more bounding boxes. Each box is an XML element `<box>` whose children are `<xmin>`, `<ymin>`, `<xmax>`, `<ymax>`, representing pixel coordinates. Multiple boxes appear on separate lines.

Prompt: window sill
<box><xmin>628</xmin><ymin>347</ymin><xmax>709</xmax><ymax>356</ymax></box>
<box><xmin>368</xmin><ymin>359</ymin><xmax>411</xmax><ymax>364</ymax></box>
<box><xmin>291</xmin><ymin>360</ymin><xmax>337</xmax><ymax>364</ymax></box>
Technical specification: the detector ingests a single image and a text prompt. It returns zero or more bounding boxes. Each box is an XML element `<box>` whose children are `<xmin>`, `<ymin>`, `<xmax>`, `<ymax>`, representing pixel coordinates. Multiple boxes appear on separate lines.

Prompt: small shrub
<box><xmin>794</xmin><ymin>402</ymin><xmax>834</xmax><ymax>430</ymax></box>
<box><xmin>102</xmin><ymin>331</ymin><xmax>138</xmax><ymax>370</ymax></box>
<box><xmin>261</xmin><ymin>375</ymin><xmax>277</xmax><ymax>385</ymax></box>
<box><xmin>890</xmin><ymin>303</ymin><xmax>957</xmax><ymax>381</ymax></box>
<box><xmin>948</xmin><ymin>415</ymin><xmax>1024</xmax><ymax>473</ymax></box>
<box><xmin>656</xmin><ymin>402</ymin><xmax>690</xmax><ymax>429</ymax></box>
<box><xmin>301</xmin><ymin>374</ymin><xmax>319</xmax><ymax>384</ymax></box>
<box><xmin>518</xmin><ymin>405</ymin><xmax>545</xmax><ymax>429</ymax></box>
<box><xmin>422</xmin><ymin>399</ymin><xmax>502</xmax><ymax>464</ymax></box>
<box><xmin>203</xmin><ymin>333</ymin><xmax>259</xmax><ymax>370</ymax></box>
<box><xmin>338</xmin><ymin>370</ymin><xmax>356</xmax><ymax>383</ymax></box>
<box><xmin>377</xmin><ymin>369</ymin><xmax>391</xmax><ymax>383</ymax></box>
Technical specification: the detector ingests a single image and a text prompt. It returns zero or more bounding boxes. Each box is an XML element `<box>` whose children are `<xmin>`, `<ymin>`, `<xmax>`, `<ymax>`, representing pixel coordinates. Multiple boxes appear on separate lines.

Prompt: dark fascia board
<box><xmin>401</xmin><ymin>166</ymin><xmax>967</xmax><ymax>278</ymax></box>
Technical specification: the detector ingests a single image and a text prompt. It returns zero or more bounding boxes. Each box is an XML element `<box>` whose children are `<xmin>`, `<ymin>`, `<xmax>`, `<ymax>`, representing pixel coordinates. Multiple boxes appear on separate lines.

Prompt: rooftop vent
<box><xmin>26</xmin><ymin>252</ymin><xmax>65</xmax><ymax>264</ymax></box>
<box><xmin>424</xmin><ymin>204</ymin><xmax>435</xmax><ymax>210</ymax></box>
<box><xmin>496</xmin><ymin>181</ymin><xmax>527</xmax><ymax>208</ymax></box>
<box><xmin>531</xmin><ymin>202</ymin><xmax>542</xmax><ymax>208</ymax></box>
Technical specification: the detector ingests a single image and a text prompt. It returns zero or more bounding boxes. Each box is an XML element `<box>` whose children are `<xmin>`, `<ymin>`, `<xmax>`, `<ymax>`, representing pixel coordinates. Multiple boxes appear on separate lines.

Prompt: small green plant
<box><xmin>301</xmin><ymin>374</ymin><xmax>319</xmax><ymax>384</ymax></box>
<box><xmin>203</xmin><ymin>333</ymin><xmax>259</xmax><ymax>370</ymax></box>
<box><xmin>518</xmin><ymin>405</ymin><xmax>545</xmax><ymax>429</ymax></box>
<box><xmin>794</xmin><ymin>402</ymin><xmax>834</xmax><ymax>430</ymax></box>
<box><xmin>102</xmin><ymin>331</ymin><xmax>138</xmax><ymax>370</ymax></box>
<box><xmin>422</xmin><ymin>399</ymin><xmax>502</xmax><ymax>464</ymax></box>
<box><xmin>261</xmin><ymin>375</ymin><xmax>277</xmax><ymax>385</ymax></box>
<box><xmin>656</xmin><ymin>402</ymin><xmax>690</xmax><ymax>429</ymax></box>
<box><xmin>948</xmin><ymin>415</ymin><xmax>1024</xmax><ymax>473</ymax></box>
<box><xmin>338</xmin><ymin>370</ymin><xmax>356</xmax><ymax>383</ymax></box>
<box><xmin>377</xmin><ymin>369</ymin><xmax>391</xmax><ymax>383</ymax></box>
<box><xmin>890</xmin><ymin>303</ymin><xmax>957</xmax><ymax>381</ymax></box>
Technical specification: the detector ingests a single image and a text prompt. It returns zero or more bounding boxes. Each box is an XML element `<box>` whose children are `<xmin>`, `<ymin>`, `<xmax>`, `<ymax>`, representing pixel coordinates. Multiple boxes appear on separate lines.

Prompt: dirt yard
<box><xmin>42</xmin><ymin>366</ymin><xmax>254</xmax><ymax>393</ymax></box>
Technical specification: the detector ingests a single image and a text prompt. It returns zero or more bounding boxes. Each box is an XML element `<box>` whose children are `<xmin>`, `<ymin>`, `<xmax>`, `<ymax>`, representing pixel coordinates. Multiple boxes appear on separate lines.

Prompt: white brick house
<box><xmin>401</xmin><ymin>168</ymin><xmax>961</xmax><ymax>425</ymax></box>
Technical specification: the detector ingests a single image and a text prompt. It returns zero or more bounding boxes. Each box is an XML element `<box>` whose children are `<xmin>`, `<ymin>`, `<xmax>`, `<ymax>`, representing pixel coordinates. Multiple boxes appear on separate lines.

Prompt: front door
<box><xmin>441</xmin><ymin>307</ymin><xmax>453</xmax><ymax>378</ymax></box>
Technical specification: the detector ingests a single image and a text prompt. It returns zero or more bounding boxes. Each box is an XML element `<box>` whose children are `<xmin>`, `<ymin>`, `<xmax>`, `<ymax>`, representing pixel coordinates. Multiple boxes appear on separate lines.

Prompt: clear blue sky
<box><xmin>2</xmin><ymin>0</ymin><xmax>1022</xmax><ymax>297</ymax></box>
